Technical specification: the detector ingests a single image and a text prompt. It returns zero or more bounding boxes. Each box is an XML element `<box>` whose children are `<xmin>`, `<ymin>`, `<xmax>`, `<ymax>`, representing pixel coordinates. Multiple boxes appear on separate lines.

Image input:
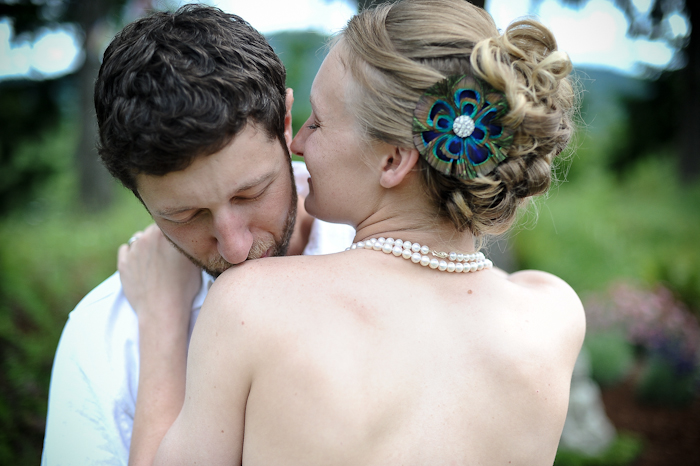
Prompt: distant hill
<box><xmin>573</xmin><ymin>67</ymin><xmax>649</xmax><ymax>133</ymax></box>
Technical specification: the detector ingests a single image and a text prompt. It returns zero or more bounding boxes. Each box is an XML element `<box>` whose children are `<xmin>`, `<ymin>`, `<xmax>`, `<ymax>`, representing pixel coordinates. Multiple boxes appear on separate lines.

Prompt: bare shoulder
<box><xmin>508</xmin><ymin>269</ymin><xmax>582</xmax><ymax>309</ymax></box>
<box><xmin>505</xmin><ymin>269</ymin><xmax>586</xmax><ymax>349</ymax></box>
<box><xmin>188</xmin><ymin>257</ymin><xmax>313</xmax><ymax>381</ymax></box>
<box><xmin>201</xmin><ymin>255</ymin><xmax>330</xmax><ymax>326</ymax></box>
<box><xmin>192</xmin><ymin>255</ymin><xmax>342</xmax><ymax>380</ymax></box>
<box><xmin>212</xmin><ymin>254</ymin><xmax>325</xmax><ymax>295</ymax></box>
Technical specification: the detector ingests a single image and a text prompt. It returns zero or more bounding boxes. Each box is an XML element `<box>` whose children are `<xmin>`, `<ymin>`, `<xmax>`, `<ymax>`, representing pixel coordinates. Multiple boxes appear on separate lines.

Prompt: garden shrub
<box><xmin>585</xmin><ymin>282</ymin><xmax>700</xmax><ymax>406</ymax></box>
<box><xmin>635</xmin><ymin>355</ymin><xmax>698</xmax><ymax>407</ymax></box>
<box><xmin>584</xmin><ymin>332</ymin><xmax>635</xmax><ymax>388</ymax></box>
<box><xmin>0</xmin><ymin>189</ymin><xmax>150</xmax><ymax>464</ymax></box>
<box><xmin>555</xmin><ymin>432</ymin><xmax>643</xmax><ymax>466</ymax></box>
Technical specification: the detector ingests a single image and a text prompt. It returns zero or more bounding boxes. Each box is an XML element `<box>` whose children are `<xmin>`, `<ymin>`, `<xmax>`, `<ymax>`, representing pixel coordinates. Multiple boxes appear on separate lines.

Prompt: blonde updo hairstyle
<box><xmin>339</xmin><ymin>0</ymin><xmax>575</xmax><ymax>235</ymax></box>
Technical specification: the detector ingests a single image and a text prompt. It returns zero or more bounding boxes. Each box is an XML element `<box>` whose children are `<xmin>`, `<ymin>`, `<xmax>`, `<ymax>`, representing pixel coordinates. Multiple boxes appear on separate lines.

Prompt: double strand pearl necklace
<box><xmin>348</xmin><ymin>237</ymin><xmax>493</xmax><ymax>273</ymax></box>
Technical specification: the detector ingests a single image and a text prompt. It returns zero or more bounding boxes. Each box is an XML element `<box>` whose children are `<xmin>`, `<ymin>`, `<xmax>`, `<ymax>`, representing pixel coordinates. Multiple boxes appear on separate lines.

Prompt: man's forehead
<box><xmin>149</xmin><ymin>171</ymin><xmax>276</xmax><ymax>217</ymax></box>
<box><xmin>135</xmin><ymin>125</ymin><xmax>288</xmax><ymax>214</ymax></box>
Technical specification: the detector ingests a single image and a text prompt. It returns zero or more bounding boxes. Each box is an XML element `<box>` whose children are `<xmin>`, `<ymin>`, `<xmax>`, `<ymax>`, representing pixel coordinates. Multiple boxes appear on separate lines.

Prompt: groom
<box><xmin>41</xmin><ymin>5</ymin><xmax>353</xmax><ymax>465</ymax></box>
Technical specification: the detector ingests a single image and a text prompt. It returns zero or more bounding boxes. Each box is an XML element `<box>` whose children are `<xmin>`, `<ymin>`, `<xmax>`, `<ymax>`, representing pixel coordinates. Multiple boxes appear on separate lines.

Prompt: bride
<box><xmin>123</xmin><ymin>1</ymin><xmax>584</xmax><ymax>464</ymax></box>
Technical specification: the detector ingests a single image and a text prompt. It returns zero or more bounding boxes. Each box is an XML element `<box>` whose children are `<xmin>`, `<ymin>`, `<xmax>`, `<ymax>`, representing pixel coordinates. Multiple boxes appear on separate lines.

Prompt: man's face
<box><xmin>136</xmin><ymin>124</ymin><xmax>297</xmax><ymax>277</ymax></box>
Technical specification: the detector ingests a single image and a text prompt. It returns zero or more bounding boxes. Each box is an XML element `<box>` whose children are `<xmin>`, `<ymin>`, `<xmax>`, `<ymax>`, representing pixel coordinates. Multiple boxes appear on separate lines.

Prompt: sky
<box><xmin>0</xmin><ymin>0</ymin><xmax>691</xmax><ymax>81</ymax></box>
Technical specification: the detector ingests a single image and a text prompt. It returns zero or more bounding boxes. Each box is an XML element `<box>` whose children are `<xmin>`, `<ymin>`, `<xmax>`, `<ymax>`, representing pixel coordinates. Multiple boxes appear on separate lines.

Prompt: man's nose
<box><xmin>213</xmin><ymin>210</ymin><xmax>254</xmax><ymax>265</ymax></box>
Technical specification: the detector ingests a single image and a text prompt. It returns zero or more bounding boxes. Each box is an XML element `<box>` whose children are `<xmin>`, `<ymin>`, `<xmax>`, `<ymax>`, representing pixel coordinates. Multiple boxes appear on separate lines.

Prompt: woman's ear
<box><xmin>284</xmin><ymin>88</ymin><xmax>294</xmax><ymax>151</ymax></box>
<box><xmin>379</xmin><ymin>146</ymin><xmax>420</xmax><ymax>189</ymax></box>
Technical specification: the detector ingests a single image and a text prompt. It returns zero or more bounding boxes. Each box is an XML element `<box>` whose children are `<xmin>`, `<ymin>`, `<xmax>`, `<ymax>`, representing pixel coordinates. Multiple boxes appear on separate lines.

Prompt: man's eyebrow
<box><xmin>233</xmin><ymin>172</ymin><xmax>276</xmax><ymax>195</ymax></box>
<box><xmin>154</xmin><ymin>172</ymin><xmax>275</xmax><ymax>217</ymax></box>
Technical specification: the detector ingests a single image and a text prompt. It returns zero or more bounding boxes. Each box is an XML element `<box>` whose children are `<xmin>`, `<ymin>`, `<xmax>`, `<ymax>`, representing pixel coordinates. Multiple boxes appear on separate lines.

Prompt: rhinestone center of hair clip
<box><xmin>452</xmin><ymin>115</ymin><xmax>475</xmax><ymax>138</ymax></box>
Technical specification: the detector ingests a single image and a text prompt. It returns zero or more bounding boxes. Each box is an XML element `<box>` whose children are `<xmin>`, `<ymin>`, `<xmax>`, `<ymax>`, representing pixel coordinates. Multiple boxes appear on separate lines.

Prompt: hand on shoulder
<box><xmin>118</xmin><ymin>224</ymin><xmax>201</xmax><ymax>329</ymax></box>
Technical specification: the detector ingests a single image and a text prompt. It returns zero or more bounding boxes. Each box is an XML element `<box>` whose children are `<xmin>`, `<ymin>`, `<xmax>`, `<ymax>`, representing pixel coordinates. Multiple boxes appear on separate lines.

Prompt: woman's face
<box><xmin>290</xmin><ymin>44</ymin><xmax>380</xmax><ymax>226</ymax></box>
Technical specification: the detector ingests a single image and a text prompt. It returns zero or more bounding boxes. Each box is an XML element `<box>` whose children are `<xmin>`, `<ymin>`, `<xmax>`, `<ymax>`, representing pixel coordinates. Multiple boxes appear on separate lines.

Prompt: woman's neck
<box><xmin>350</xmin><ymin>168</ymin><xmax>479</xmax><ymax>254</ymax></box>
<box><xmin>353</xmin><ymin>211</ymin><xmax>478</xmax><ymax>254</ymax></box>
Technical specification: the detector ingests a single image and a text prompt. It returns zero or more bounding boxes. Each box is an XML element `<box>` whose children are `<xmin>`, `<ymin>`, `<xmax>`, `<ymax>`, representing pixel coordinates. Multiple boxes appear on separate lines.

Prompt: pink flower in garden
<box><xmin>585</xmin><ymin>282</ymin><xmax>700</xmax><ymax>375</ymax></box>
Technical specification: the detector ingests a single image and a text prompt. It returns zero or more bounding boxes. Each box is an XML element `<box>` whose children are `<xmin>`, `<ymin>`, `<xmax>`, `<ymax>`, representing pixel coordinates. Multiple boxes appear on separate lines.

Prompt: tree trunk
<box><xmin>74</xmin><ymin>0</ymin><xmax>116</xmax><ymax>212</ymax></box>
<box><xmin>679</xmin><ymin>0</ymin><xmax>699</xmax><ymax>181</ymax></box>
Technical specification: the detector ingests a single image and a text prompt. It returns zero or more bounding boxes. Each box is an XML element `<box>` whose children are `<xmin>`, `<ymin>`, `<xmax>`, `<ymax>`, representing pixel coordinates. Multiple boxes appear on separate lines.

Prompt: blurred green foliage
<box><xmin>555</xmin><ymin>432</ymin><xmax>644</xmax><ymax>466</ymax></box>
<box><xmin>584</xmin><ymin>332</ymin><xmax>636</xmax><ymax>388</ymax></box>
<box><xmin>585</xmin><ymin>282</ymin><xmax>700</xmax><ymax>407</ymax></box>
<box><xmin>635</xmin><ymin>355</ymin><xmax>698</xmax><ymax>407</ymax></box>
<box><xmin>512</xmin><ymin>132</ymin><xmax>700</xmax><ymax>310</ymax></box>
<box><xmin>268</xmin><ymin>30</ymin><xmax>328</xmax><ymax>137</ymax></box>
<box><xmin>0</xmin><ymin>123</ymin><xmax>151</xmax><ymax>464</ymax></box>
<box><xmin>0</xmin><ymin>80</ymin><xmax>62</xmax><ymax>215</ymax></box>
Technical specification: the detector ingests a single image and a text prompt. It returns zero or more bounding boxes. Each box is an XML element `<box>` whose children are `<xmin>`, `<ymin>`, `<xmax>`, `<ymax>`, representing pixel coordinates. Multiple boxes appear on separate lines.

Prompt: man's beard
<box><xmin>166</xmin><ymin>164</ymin><xmax>298</xmax><ymax>278</ymax></box>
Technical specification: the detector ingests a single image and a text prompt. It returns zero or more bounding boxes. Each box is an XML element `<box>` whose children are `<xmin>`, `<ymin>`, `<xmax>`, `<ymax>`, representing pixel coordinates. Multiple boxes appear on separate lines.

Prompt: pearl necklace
<box><xmin>348</xmin><ymin>237</ymin><xmax>493</xmax><ymax>273</ymax></box>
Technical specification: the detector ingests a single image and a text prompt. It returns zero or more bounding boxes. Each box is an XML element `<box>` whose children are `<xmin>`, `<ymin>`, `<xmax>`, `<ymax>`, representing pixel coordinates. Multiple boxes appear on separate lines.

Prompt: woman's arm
<box><xmin>118</xmin><ymin>225</ymin><xmax>201</xmax><ymax>466</ymax></box>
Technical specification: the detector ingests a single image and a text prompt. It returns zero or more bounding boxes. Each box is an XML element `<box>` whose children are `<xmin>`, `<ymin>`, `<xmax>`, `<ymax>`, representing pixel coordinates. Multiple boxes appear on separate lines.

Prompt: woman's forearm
<box><xmin>129</xmin><ymin>307</ymin><xmax>190</xmax><ymax>466</ymax></box>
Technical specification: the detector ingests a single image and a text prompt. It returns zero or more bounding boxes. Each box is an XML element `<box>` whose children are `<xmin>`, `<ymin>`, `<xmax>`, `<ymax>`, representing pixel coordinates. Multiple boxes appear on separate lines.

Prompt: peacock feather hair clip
<box><xmin>412</xmin><ymin>74</ymin><xmax>514</xmax><ymax>180</ymax></box>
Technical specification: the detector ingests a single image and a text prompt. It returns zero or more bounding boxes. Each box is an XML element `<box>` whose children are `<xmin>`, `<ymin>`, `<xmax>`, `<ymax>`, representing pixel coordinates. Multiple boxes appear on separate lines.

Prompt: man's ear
<box><xmin>379</xmin><ymin>146</ymin><xmax>420</xmax><ymax>189</ymax></box>
<box><xmin>284</xmin><ymin>88</ymin><xmax>294</xmax><ymax>152</ymax></box>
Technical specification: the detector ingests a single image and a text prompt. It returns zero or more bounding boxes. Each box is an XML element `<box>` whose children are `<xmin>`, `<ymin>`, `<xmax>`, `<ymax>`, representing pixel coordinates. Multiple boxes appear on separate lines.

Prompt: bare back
<box><xmin>157</xmin><ymin>250</ymin><xmax>585</xmax><ymax>466</ymax></box>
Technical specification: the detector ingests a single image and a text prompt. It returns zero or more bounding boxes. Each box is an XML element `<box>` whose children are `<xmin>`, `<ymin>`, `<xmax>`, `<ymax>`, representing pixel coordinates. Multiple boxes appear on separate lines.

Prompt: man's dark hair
<box><xmin>94</xmin><ymin>4</ymin><xmax>287</xmax><ymax>192</ymax></box>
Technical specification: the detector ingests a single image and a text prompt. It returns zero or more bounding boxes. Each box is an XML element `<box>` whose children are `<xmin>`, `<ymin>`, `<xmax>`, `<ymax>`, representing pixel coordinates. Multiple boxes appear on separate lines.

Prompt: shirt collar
<box><xmin>192</xmin><ymin>270</ymin><xmax>215</xmax><ymax>310</ymax></box>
